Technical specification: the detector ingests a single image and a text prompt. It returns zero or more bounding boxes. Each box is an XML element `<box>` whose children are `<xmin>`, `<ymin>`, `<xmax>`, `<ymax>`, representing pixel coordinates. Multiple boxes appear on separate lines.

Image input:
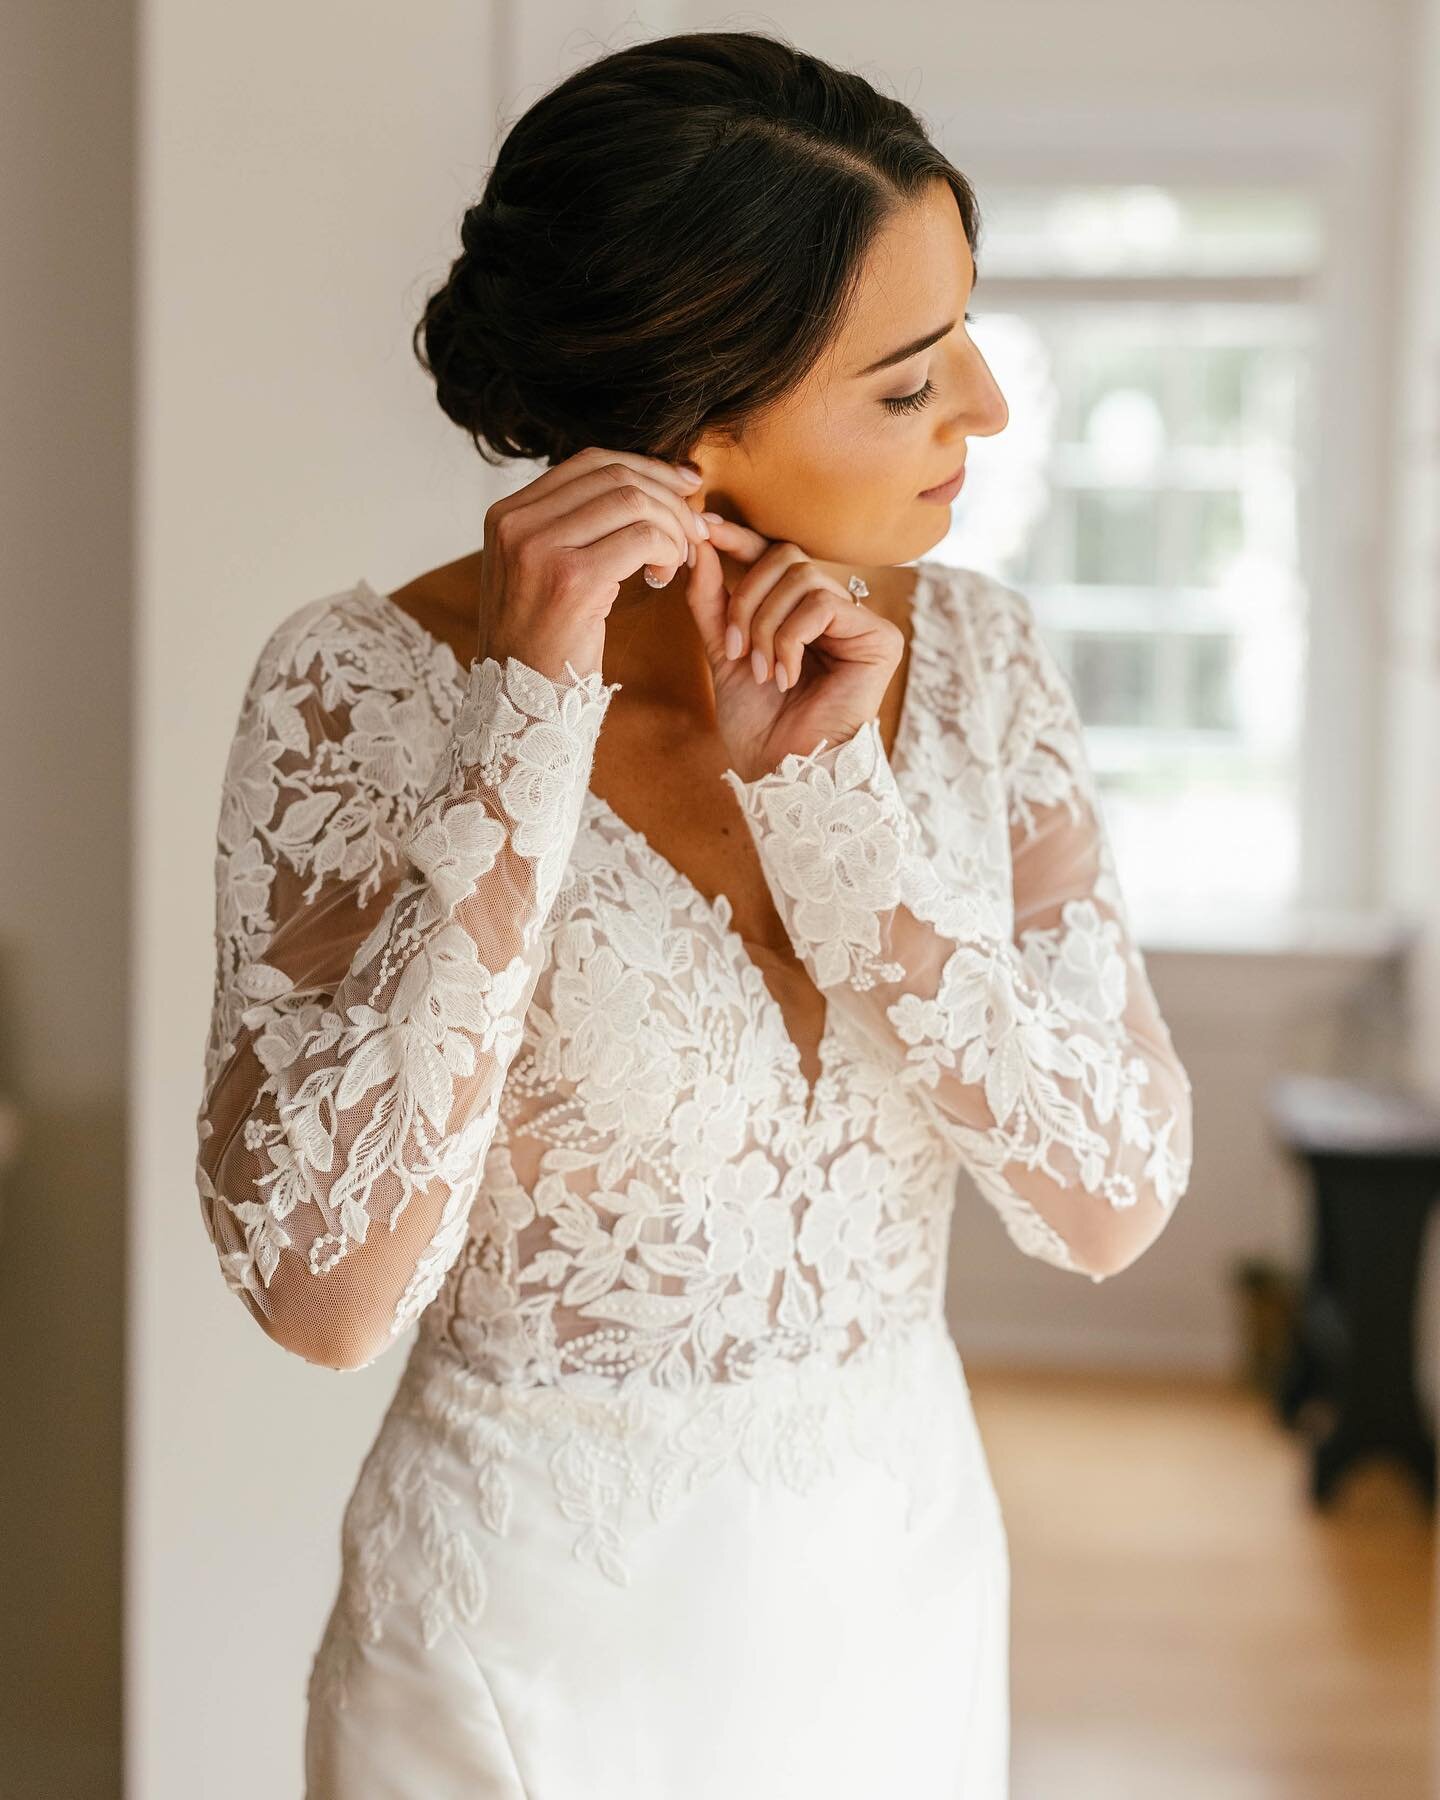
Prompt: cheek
<box><xmin>806</xmin><ymin>416</ymin><xmax>901</xmax><ymax>490</ymax></box>
<box><xmin>805</xmin><ymin>425</ymin><xmax>923</xmax><ymax>528</ymax></box>
<box><xmin>739</xmin><ymin>424</ymin><xmax>851</xmax><ymax>513</ymax></box>
<box><xmin>801</xmin><ymin>442</ymin><xmax>884</xmax><ymax>521</ymax></box>
<box><xmin>734</xmin><ymin>406</ymin><xmax>911</xmax><ymax>535</ymax></box>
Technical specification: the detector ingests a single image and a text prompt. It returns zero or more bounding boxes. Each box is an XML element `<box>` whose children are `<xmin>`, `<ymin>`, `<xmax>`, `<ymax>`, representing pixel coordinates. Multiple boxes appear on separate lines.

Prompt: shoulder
<box><xmin>910</xmin><ymin>562</ymin><xmax>1042</xmax><ymax>672</ymax></box>
<box><xmin>224</xmin><ymin>583</ymin><xmax>466</xmax><ymax>797</ymax></box>
<box><xmin>214</xmin><ymin>582</ymin><xmax>456</xmax><ymax>898</ymax></box>
<box><xmin>916</xmin><ymin>563</ymin><xmax>1093</xmax><ymax>816</ymax></box>
<box><xmin>913</xmin><ymin>562</ymin><xmax>1066</xmax><ymax>712</ymax></box>
<box><xmin>236</xmin><ymin>580</ymin><xmax>447</xmax><ymax>721</ymax></box>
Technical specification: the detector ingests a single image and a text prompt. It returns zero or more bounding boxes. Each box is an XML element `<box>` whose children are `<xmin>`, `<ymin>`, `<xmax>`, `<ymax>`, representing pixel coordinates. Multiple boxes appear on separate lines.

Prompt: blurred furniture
<box><xmin>1231</xmin><ymin>1254</ymin><xmax>1301</xmax><ymax>1396</ymax></box>
<box><xmin>1267</xmin><ymin>1073</ymin><xmax>1440</xmax><ymax>1507</ymax></box>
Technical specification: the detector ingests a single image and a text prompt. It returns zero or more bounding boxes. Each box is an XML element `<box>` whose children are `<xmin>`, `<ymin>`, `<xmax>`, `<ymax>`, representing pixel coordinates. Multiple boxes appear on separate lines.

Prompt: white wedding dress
<box><xmin>194</xmin><ymin>561</ymin><xmax>1193</xmax><ymax>1798</ymax></box>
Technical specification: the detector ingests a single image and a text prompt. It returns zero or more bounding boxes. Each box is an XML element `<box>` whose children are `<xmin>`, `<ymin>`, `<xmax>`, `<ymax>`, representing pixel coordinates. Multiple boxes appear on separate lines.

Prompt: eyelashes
<box><xmin>883</xmin><ymin>379</ymin><xmax>938</xmax><ymax>417</ymax></box>
<box><xmin>882</xmin><ymin>311</ymin><xmax>975</xmax><ymax>417</ymax></box>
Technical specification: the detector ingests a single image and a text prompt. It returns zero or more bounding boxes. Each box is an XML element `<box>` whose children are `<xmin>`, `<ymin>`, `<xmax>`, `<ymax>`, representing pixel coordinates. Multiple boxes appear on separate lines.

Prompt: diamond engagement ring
<box><xmin>848</xmin><ymin>574</ymin><xmax>869</xmax><ymax>605</ymax></box>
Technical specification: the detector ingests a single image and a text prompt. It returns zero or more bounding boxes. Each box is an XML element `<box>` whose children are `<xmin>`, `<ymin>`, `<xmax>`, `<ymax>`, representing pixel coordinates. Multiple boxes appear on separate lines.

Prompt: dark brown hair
<box><xmin>412</xmin><ymin>28</ymin><xmax>982</xmax><ymax>468</ymax></box>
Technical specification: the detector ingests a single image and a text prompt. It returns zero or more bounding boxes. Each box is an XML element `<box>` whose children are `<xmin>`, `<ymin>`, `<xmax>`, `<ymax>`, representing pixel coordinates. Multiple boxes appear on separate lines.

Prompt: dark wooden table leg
<box><xmin>1304</xmin><ymin>1153</ymin><xmax>1437</xmax><ymax>1508</ymax></box>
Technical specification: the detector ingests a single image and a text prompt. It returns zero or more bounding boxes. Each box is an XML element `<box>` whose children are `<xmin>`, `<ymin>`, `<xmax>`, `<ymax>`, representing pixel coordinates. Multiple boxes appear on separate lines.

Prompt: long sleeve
<box><xmin>719</xmin><ymin>580</ymin><xmax>1193</xmax><ymax>1282</ymax></box>
<box><xmin>195</xmin><ymin>611</ymin><xmax>620</xmax><ymax>1371</ymax></box>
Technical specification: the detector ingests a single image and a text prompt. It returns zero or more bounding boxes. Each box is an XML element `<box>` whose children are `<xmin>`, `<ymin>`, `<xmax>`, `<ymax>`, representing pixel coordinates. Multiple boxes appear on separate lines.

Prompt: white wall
<box><xmin>132</xmin><ymin>4</ymin><xmax>1421</xmax><ymax>1795</ymax></box>
<box><xmin>130</xmin><ymin>6</ymin><xmax>512</xmax><ymax>1796</ymax></box>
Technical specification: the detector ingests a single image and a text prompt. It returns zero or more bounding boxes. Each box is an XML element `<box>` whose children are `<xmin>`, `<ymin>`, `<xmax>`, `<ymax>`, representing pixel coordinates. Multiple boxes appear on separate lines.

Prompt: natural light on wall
<box><xmin>939</xmin><ymin>183</ymin><xmax>1322</xmax><ymax>938</ymax></box>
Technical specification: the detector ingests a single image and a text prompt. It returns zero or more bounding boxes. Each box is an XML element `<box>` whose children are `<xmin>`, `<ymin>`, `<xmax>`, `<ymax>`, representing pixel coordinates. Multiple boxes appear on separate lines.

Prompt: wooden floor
<box><xmin>965</xmin><ymin>1367</ymin><xmax>1435</xmax><ymax>1799</ymax></box>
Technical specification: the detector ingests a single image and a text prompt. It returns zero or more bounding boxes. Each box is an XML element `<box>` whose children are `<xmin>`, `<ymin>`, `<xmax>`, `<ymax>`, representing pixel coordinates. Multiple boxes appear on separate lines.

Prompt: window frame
<box><xmin>939</xmin><ymin>100</ymin><xmax>1393</xmax><ymax>930</ymax></box>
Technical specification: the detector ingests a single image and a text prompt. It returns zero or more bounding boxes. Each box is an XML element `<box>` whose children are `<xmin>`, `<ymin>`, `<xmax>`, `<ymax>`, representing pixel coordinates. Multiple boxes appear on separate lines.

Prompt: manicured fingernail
<box><xmin>701</xmin><ymin>511</ymin><xmax>724</xmax><ymax>525</ymax></box>
<box><xmin>774</xmin><ymin>662</ymin><xmax>788</xmax><ymax>693</ymax></box>
<box><xmin>694</xmin><ymin>514</ymin><xmax>710</xmax><ymax>538</ymax></box>
<box><xmin>725</xmin><ymin>623</ymin><xmax>743</xmax><ymax>659</ymax></box>
<box><xmin>677</xmin><ymin>463</ymin><xmax>702</xmax><ymax>485</ymax></box>
<box><xmin>687</xmin><ymin>542</ymin><xmax>696</xmax><ymax>568</ymax></box>
<box><xmin>751</xmin><ymin>647</ymin><xmax>767</xmax><ymax>683</ymax></box>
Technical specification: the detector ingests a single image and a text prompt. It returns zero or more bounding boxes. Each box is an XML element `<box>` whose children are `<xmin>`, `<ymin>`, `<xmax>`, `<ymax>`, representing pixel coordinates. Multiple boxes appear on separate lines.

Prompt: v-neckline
<box><xmin>354</xmin><ymin>565</ymin><xmax>941</xmax><ymax>1133</ymax></box>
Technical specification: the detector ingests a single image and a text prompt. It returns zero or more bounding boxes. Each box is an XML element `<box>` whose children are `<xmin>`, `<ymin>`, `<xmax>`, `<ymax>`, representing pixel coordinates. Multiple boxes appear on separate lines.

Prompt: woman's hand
<box><xmin>478</xmin><ymin>446</ymin><xmax>710</xmax><ymax>683</ymax></box>
<box><xmin>684</xmin><ymin>515</ymin><xmax>904</xmax><ymax>782</ymax></box>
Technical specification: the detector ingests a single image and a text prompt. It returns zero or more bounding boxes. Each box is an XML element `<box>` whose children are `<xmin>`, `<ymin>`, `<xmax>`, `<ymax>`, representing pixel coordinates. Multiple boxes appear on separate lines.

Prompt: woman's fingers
<box><xmin>557</xmin><ymin>488</ymin><xmax>697</xmax><ymax>577</ymax></box>
<box><xmin>496</xmin><ymin>453</ymin><xmax>709</xmax><ymax>586</ymax></box>
<box><xmin>768</xmin><ymin>588</ymin><xmax>848</xmax><ymax>692</ymax></box>
<box><xmin>536</xmin><ymin>446</ymin><xmax>704</xmax><ymax>502</ymax></box>
<box><xmin>750</xmin><ymin>571</ymin><xmax>855</xmax><ymax>685</ymax></box>
<box><xmin>730</xmin><ymin>552</ymin><xmax>854</xmax><ymax>680</ymax></box>
<box><xmin>680</xmin><ymin>535</ymin><xmax>734</xmax><ymax>669</ymax></box>
<box><xmin>698</xmin><ymin>511</ymin><xmax>792</xmax><ymax>595</ymax></box>
<box><xmin>718</xmin><ymin>540</ymin><xmax>806</xmax><ymax>662</ymax></box>
<box><xmin>697</xmin><ymin>513</ymin><xmax>867</xmax><ymax>689</ymax></box>
<box><xmin>699</xmin><ymin>511</ymin><xmax>770</xmax><ymax>562</ymax></box>
<box><xmin>739</xmin><ymin>555</ymin><xmax>808</xmax><ymax>680</ymax></box>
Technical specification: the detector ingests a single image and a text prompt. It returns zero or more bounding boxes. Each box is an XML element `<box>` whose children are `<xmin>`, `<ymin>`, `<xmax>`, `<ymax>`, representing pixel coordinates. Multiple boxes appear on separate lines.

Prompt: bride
<box><xmin>194</xmin><ymin>27</ymin><xmax>1193</xmax><ymax>1798</ymax></box>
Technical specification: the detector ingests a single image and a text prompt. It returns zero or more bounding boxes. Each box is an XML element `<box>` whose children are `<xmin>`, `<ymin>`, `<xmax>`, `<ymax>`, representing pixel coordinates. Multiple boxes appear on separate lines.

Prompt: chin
<box><xmin>889</xmin><ymin>510</ymin><xmax>954</xmax><ymax>565</ymax></box>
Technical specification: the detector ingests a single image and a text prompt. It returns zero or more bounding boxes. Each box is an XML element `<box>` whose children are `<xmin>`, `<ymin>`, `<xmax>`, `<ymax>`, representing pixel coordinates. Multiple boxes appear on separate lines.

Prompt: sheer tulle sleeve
<box><xmin>194</xmin><ymin>607</ymin><xmax>620</xmax><ymax>1370</ymax></box>
<box><xmin>719</xmin><ymin>577</ymin><xmax>1193</xmax><ymax>1282</ymax></box>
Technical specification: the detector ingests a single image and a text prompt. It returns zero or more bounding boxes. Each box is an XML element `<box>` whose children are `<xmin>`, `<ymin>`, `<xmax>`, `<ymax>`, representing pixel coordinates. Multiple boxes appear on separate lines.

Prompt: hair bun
<box><xmin>415</xmin><ymin>194</ymin><xmax>562</xmax><ymax>463</ymax></box>
<box><xmin>457</xmin><ymin>200</ymin><xmax>507</xmax><ymax>273</ymax></box>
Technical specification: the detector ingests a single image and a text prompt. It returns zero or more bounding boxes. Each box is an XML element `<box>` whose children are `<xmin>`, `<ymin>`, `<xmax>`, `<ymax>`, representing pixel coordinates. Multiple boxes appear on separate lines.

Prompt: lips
<box><xmin>921</xmin><ymin>462</ymin><xmax>966</xmax><ymax>497</ymax></box>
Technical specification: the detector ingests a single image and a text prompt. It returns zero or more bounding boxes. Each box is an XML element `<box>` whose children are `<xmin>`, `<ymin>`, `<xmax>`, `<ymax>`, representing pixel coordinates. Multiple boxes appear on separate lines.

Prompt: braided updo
<box><xmin>410</xmin><ymin>28</ymin><xmax>981</xmax><ymax>469</ymax></box>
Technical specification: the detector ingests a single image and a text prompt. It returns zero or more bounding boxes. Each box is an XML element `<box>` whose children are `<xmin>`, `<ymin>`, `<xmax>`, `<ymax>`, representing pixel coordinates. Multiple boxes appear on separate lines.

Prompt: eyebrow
<box><xmin>853</xmin><ymin>259</ymin><xmax>980</xmax><ymax>378</ymax></box>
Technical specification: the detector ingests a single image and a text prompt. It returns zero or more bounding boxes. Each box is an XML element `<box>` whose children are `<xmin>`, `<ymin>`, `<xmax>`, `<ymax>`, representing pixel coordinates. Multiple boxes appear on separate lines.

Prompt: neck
<box><xmin>602</xmin><ymin>558</ymin><xmax>726</xmax><ymax>721</ymax></box>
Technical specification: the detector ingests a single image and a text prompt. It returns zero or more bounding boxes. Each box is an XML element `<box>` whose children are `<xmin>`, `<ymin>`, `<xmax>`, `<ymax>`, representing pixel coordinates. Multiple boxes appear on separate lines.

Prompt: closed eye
<box><xmin>882</xmin><ymin>313</ymin><xmax>975</xmax><ymax>416</ymax></box>
<box><xmin>883</xmin><ymin>379</ymin><xmax>937</xmax><ymax>417</ymax></box>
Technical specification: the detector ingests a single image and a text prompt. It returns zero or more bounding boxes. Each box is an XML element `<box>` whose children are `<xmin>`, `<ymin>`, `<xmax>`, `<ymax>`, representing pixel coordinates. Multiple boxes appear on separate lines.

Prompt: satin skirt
<box><xmin>303</xmin><ymin>1315</ymin><xmax>1011</xmax><ymax>1798</ymax></box>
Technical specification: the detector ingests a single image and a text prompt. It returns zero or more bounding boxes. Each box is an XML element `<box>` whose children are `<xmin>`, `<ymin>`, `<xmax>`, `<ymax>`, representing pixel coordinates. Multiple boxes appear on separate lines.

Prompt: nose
<box><xmin>947</xmin><ymin>338</ymin><xmax>1008</xmax><ymax>440</ymax></box>
<box><xmin>970</xmin><ymin>354</ymin><xmax>1009</xmax><ymax>438</ymax></box>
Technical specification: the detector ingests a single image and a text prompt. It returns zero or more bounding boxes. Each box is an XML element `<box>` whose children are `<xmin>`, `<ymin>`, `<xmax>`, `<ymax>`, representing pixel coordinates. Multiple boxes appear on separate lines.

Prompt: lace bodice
<box><xmin>195</xmin><ymin>564</ymin><xmax>1193</xmax><ymax>1380</ymax></box>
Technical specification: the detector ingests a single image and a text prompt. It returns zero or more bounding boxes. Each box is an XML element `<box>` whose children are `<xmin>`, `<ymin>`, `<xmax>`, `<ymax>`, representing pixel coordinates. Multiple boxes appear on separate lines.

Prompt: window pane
<box><xmin>1062</xmin><ymin>342</ymin><xmax>1170</xmax><ymax>448</ymax></box>
<box><xmin>1174</xmin><ymin>341</ymin><xmax>1304</xmax><ymax>448</ymax></box>
<box><xmin>1186</xmin><ymin>345</ymin><xmax>1251</xmax><ymax>445</ymax></box>
<box><xmin>1184</xmin><ymin>634</ymin><xmax>1237</xmax><ymax>730</ymax></box>
<box><xmin>1070</xmin><ymin>634</ymin><xmax>1157</xmax><ymax>727</ymax></box>
<box><xmin>1173</xmin><ymin>489</ymin><xmax>1246</xmax><ymax>588</ymax></box>
<box><xmin>1073</xmin><ymin>489</ymin><xmax>1162</xmax><ymax>585</ymax></box>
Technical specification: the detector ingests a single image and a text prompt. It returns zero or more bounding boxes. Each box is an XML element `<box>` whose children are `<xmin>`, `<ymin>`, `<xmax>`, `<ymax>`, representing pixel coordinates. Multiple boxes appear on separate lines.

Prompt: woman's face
<box><xmin>689</xmin><ymin>176</ymin><xmax>1007</xmax><ymax>568</ymax></box>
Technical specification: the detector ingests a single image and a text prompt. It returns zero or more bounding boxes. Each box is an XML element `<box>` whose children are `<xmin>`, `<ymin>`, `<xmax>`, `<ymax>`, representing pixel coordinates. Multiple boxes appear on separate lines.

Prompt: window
<box><xmin>940</xmin><ymin>184</ymin><xmax>1321</xmax><ymax>933</ymax></box>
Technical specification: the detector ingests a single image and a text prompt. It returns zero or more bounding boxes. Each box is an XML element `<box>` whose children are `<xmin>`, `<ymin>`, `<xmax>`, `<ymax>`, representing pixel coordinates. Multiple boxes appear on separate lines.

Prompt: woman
<box><xmin>195</xmin><ymin>29</ymin><xmax>1194</xmax><ymax>1798</ymax></box>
